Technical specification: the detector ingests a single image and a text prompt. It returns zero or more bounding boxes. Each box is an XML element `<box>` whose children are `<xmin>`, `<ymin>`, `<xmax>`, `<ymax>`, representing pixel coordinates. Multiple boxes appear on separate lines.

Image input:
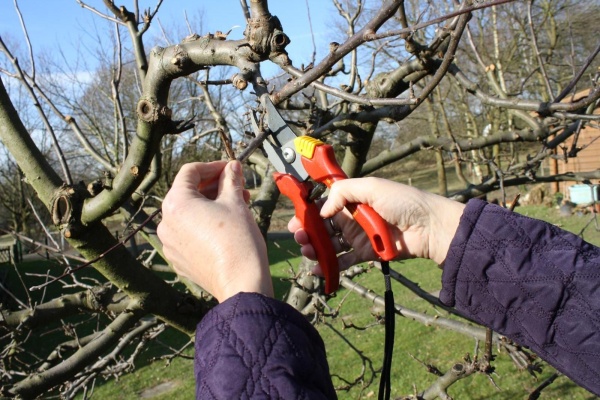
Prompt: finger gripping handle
<box><xmin>274</xmin><ymin>173</ymin><xmax>340</xmax><ymax>294</ymax></box>
<box><xmin>301</xmin><ymin>143</ymin><xmax>398</xmax><ymax>261</ymax></box>
<box><xmin>346</xmin><ymin>203</ymin><xmax>397</xmax><ymax>261</ymax></box>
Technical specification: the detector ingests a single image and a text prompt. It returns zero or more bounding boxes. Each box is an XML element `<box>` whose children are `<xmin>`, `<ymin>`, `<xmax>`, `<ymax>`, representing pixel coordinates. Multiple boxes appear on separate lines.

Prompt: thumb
<box><xmin>217</xmin><ymin>160</ymin><xmax>244</xmax><ymax>201</ymax></box>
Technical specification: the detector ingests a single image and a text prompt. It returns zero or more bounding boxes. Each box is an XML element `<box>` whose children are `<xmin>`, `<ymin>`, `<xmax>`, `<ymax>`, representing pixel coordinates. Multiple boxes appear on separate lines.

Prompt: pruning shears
<box><xmin>250</xmin><ymin>94</ymin><xmax>399</xmax><ymax>294</ymax></box>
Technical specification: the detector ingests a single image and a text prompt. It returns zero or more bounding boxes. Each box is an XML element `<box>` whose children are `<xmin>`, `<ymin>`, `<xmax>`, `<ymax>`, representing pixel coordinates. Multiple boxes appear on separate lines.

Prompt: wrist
<box><xmin>426</xmin><ymin>194</ymin><xmax>466</xmax><ymax>265</ymax></box>
<box><xmin>216</xmin><ymin>263</ymin><xmax>274</xmax><ymax>303</ymax></box>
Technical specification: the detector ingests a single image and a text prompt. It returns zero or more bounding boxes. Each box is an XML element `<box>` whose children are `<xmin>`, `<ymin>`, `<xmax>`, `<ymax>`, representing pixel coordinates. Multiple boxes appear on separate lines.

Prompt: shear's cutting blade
<box><xmin>251</xmin><ymin>95</ymin><xmax>308</xmax><ymax>182</ymax></box>
<box><xmin>261</xmin><ymin>94</ymin><xmax>297</xmax><ymax>145</ymax></box>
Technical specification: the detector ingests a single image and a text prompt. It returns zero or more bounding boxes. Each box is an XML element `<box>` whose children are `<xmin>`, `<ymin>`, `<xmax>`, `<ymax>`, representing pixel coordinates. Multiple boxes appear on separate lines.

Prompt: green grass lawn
<box><xmin>2</xmin><ymin>203</ymin><xmax>599</xmax><ymax>399</ymax></box>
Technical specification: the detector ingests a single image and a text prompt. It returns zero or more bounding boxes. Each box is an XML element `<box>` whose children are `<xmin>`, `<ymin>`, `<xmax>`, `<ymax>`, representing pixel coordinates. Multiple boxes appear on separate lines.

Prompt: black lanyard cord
<box><xmin>378</xmin><ymin>261</ymin><xmax>395</xmax><ymax>400</ymax></box>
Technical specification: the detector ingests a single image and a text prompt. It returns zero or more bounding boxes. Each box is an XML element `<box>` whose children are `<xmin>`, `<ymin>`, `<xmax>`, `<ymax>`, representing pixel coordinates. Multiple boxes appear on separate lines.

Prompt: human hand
<box><xmin>288</xmin><ymin>177</ymin><xmax>465</xmax><ymax>272</ymax></box>
<box><xmin>158</xmin><ymin>161</ymin><xmax>273</xmax><ymax>303</ymax></box>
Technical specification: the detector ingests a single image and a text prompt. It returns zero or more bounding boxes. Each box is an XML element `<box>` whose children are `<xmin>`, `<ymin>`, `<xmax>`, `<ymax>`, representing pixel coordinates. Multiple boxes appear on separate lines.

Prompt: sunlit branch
<box><xmin>111</xmin><ymin>22</ymin><xmax>128</xmax><ymax>163</ymax></box>
<box><xmin>81</xmin><ymin>36</ymin><xmax>264</xmax><ymax>223</ymax></box>
<box><xmin>139</xmin><ymin>0</ymin><xmax>164</xmax><ymax>36</ymax></box>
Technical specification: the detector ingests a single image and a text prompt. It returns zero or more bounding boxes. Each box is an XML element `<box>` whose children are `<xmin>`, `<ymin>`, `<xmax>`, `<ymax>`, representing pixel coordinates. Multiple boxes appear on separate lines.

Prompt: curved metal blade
<box><xmin>250</xmin><ymin>95</ymin><xmax>308</xmax><ymax>181</ymax></box>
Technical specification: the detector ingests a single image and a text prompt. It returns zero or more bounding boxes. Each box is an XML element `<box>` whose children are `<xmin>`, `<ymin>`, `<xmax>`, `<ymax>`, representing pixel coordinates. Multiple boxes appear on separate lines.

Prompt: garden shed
<box><xmin>549</xmin><ymin>89</ymin><xmax>600</xmax><ymax>202</ymax></box>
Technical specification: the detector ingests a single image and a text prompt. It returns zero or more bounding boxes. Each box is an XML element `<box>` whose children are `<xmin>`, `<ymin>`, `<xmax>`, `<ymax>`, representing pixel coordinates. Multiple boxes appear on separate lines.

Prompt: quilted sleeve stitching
<box><xmin>440</xmin><ymin>199</ymin><xmax>487</xmax><ymax>306</ymax></box>
<box><xmin>443</xmin><ymin>199</ymin><xmax>600</xmax><ymax>396</ymax></box>
<box><xmin>195</xmin><ymin>295</ymin><xmax>236</xmax><ymax>398</ymax></box>
<box><xmin>195</xmin><ymin>293</ymin><xmax>335</xmax><ymax>400</ymax></box>
<box><xmin>221</xmin><ymin>309</ymin><xmax>319</xmax><ymax>399</ymax></box>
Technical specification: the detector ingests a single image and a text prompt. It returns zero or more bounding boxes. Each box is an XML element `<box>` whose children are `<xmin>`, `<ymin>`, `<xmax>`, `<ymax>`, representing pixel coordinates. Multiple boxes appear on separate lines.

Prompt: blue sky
<box><xmin>0</xmin><ymin>0</ymin><xmax>337</xmax><ymax>78</ymax></box>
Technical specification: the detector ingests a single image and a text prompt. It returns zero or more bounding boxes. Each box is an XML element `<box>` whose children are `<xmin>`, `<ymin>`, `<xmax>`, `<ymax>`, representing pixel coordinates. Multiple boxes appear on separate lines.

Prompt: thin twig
<box><xmin>75</xmin><ymin>0</ymin><xmax>122</xmax><ymax>24</ymax></box>
<box><xmin>236</xmin><ymin>122</ymin><xmax>271</xmax><ymax>163</ymax></box>
<box><xmin>27</xmin><ymin>199</ymin><xmax>61</xmax><ymax>250</ymax></box>
<box><xmin>218</xmin><ymin>129</ymin><xmax>236</xmax><ymax>160</ymax></box>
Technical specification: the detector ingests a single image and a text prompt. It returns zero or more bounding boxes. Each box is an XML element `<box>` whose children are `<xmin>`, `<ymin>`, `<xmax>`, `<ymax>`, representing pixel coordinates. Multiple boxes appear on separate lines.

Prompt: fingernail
<box><xmin>229</xmin><ymin>160</ymin><xmax>243</xmax><ymax>183</ymax></box>
<box><xmin>230</xmin><ymin>160</ymin><xmax>242</xmax><ymax>176</ymax></box>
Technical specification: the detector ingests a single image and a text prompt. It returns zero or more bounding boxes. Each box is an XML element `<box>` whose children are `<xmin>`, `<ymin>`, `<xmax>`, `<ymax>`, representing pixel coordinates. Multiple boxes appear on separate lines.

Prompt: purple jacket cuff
<box><xmin>440</xmin><ymin>198</ymin><xmax>600</xmax><ymax>396</ymax></box>
<box><xmin>195</xmin><ymin>292</ymin><xmax>336</xmax><ymax>399</ymax></box>
<box><xmin>439</xmin><ymin>198</ymin><xmax>487</xmax><ymax>306</ymax></box>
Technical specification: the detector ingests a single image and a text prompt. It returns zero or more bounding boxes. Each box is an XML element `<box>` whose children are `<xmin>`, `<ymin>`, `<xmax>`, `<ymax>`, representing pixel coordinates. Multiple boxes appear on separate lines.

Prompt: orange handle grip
<box><xmin>300</xmin><ymin>142</ymin><xmax>398</xmax><ymax>261</ymax></box>
<box><xmin>273</xmin><ymin>172</ymin><xmax>340</xmax><ymax>294</ymax></box>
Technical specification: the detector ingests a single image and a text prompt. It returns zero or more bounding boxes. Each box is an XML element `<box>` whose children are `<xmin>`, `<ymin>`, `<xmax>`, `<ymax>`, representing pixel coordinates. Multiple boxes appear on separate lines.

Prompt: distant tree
<box><xmin>0</xmin><ymin>0</ymin><xmax>598</xmax><ymax>397</ymax></box>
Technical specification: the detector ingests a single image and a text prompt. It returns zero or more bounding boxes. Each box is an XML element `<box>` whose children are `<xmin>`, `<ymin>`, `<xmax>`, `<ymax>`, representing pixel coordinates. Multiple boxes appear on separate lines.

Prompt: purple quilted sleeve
<box><xmin>440</xmin><ymin>198</ymin><xmax>600</xmax><ymax>396</ymax></box>
<box><xmin>194</xmin><ymin>292</ymin><xmax>337</xmax><ymax>400</ymax></box>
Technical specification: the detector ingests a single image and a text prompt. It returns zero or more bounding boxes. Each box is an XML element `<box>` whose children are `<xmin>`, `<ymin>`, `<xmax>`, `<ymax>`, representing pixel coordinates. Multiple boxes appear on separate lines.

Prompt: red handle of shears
<box><xmin>274</xmin><ymin>172</ymin><xmax>340</xmax><ymax>294</ymax></box>
<box><xmin>274</xmin><ymin>138</ymin><xmax>399</xmax><ymax>294</ymax></box>
<box><xmin>301</xmin><ymin>142</ymin><xmax>399</xmax><ymax>262</ymax></box>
